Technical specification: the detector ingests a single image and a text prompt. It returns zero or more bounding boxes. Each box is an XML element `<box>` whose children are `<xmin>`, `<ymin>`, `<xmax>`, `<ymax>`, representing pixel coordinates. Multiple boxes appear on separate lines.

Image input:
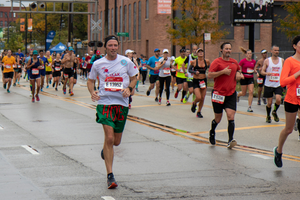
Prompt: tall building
<box><xmin>88</xmin><ymin>0</ymin><xmax>291</xmax><ymax>61</ymax></box>
<box><xmin>0</xmin><ymin>5</ymin><xmax>19</xmax><ymax>29</ymax></box>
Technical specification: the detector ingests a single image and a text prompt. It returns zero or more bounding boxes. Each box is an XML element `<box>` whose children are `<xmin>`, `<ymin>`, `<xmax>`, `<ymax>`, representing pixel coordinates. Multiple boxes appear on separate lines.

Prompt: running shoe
<box><xmin>17</xmin><ymin>81</ymin><xmax>20</xmax><ymax>85</ymax></box>
<box><xmin>3</xmin><ymin>83</ymin><xmax>6</xmax><ymax>89</ymax></box>
<box><xmin>55</xmin><ymin>88</ymin><xmax>58</xmax><ymax>91</ymax></box>
<box><xmin>52</xmin><ymin>83</ymin><xmax>55</xmax><ymax>87</ymax></box>
<box><xmin>174</xmin><ymin>90</ymin><xmax>179</xmax><ymax>98</ymax></box>
<box><xmin>32</xmin><ymin>97</ymin><xmax>35</xmax><ymax>103</ymax></box>
<box><xmin>166</xmin><ymin>101</ymin><xmax>171</xmax><ymax>106</ymax></box>
<box><xmin>257</xmin><ymin>100</ymin><xmax>261</xmax><ymax>105</ymax></box>
<box><xmin>136</xmin><ymin>87</ymin><xmax>139</xmax><ymax>92</ymax></box>
<box><xmin>129</xmin><ymin>104</ymin><xmax>131</xmax><ymax>109</ymax></box>
<box><xmin>41</xmin><ymin>88</ymin><xmax>43</xmax><ymax>92</ymax></box>
<box><xmin>49</xmin><ymin>79</ymin><xmax>52</xmax><ymax>84</ymax></box>
<box><xmin>69</xmin><ymin>89</ymin><xmax>71</xmax><ymax>94</ymax></box>
<box><xmin>107</xmin><ymin>173</ymin><xmax>118</xmax><ymax>189</ymax></box>
<box><xmin>263</xmin><ymin>98</ymin><xmax>267</xmax><ymax>105</ymax></box>
<box><xmin>247</xmin><ymin>107</ymin><xmax>253</xmax><ymax>112</ymax></box>
<box><xmin>13</xmin><ymin>83</ymin><xmax>16</xmax><ymax>87</ymax></box>
<box><xmin>46</xmin><ymin>85</ymin><xmax>49</xmax><ymax>89</ymax></box>
<box><xmin>227</xmin><ymin>139</ymin><xmax>237</xmax><ymax>149</ymax></box>
<box><xmin>294</xmin><ymin>121</ymin><xmax>298</xmax><ymax>132</ymax></box>
<box><xmin>7</xmin><ymin>89</ymin><xmax>10</xmax><ymax>93</ymax></box>
<box><xmin>101</xmin><ymin>149</ymin><xmax>105</xmax><ymax>160</ymax></box>
<box><xmin>155</xmin><ymin>97</ymin><xmax>158</xmax><ymax>102</ymax></box>
<box><xmin>180</xmin><ymin>98</ymin><xmax>183</xmax><ymax>102</ymax></box>
<box><xmin>158</xmin><ymin>98</ymin><xmax>161</xmax><ymax>105</ymax></box>
<box><xmin>209</xmin><ymin>130</ymin><xmax>216</xmax><ymax>145</ymax></box>
<box><xmin>35</xmin><ymin>95</ymin><xmax>40</xmax><ymax>101</ymax></box>
<box><xmin>266</xmin><ymin>116</ymin><xmax>271</xmax><ymax>123</ymax></box>
<box><xmin>272</xmin><ymin>111</ymin><xmax>279</xmax><ymax>122</ymax></box>
<box><xmin>63</xmin><ymin>88</ymin><xmax>66</xmax><ymax>95</ymax></box>
<box><xmin>70</xmin><ymin>92</ymin><xmax>74</xmax><ymax>96</ymax></box>
<box><xmin>196</xmin><ymin>112</ymin><xmax>203</xmax><ymax>118</ymax></box>
<box><xmin>191</xmin><ymin>103</ymin><xmax>196</xmax><ymax>113</ymax></box>
<box><xmin>273</xmin><ymin>146</ymin><xmax>282</xmax><ymax>168</ymax></box>
<box><xmin>146</xmin><ymin>90</ymin><xmax>150</xmax><ymax>96</ymax></box>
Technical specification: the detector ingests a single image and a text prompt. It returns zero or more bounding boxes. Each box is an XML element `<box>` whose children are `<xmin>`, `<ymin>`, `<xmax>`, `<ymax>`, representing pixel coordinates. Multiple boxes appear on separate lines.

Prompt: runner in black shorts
<box><xmin>52</xmin><ymin>53</ymin><xmax>62</xmax><ymax>91</ymax></box>
<box><xmin>207</xmin><ymin>42</ymin><xmax>244</xmax><ymax>149</ymax></box>
<box><xmin>254</xmin><ymin>49</ymin><xmax>268</xmax><ymax>105</ymax></box>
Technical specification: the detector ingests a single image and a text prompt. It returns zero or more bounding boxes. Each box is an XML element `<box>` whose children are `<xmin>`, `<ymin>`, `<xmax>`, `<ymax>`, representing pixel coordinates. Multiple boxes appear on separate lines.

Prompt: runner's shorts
<box><xmin>263</xmin><ymin>86</ymin><xmax>283</xmax><ymax>98</ymax></box>
<box><xmin>45</xmin><ymin>71</ymin><xmax>52</xmax><ymax>75</ymax></box>
<box><xmin>176</xmin><ymin>77</ymin><xmax>186</xmax><ymax>84</ymax></box>
<box><xmin>149</xmin><ymin>74</ymin><xmax>159</xmax><ymax>84</ymax></box>
<box><xmin>3</xmin><ymin>72</ymin><xmax>14</xmax><ymax>79</ymax></box>
<box><xmin>96</xmin><ymin>104</ymin><xmax>129</xmax><ymax>133</ymax></box>
<box><xmin>284</xmin><ymin>101</ymin><xmax>300</xmax><ymax>113</ymax></box>
<box><xmin>53</xmin><ymin>71</ymin><xmax>61</xmax><ymax>77</ymax></box>
<box><xmin>258</xmin><ymin>74</ymin><xmax>266</xmax><ymax>88</ymax></box>
<box><xmin>171</xmin><ymin>71</ymin><xmax>176</xmax><ymax>77</ymax></box>
<box><xmin>63</xmin><ymin>68</ymin><xmax>74</xmax><ymax>78</ymax></box>
<box><xmin>40</xmin><ymin>69</ymin><xmax>46</xmax><ymax>76</ymax></box>
<box><xmin>193</xmin><ymin>78</ymin><xmax>207</xmax><ymax>89</ymax></box>
<box><xmin>211</xmin><ymin>90</ymin><xmax>237</xmax><ymax>114</ymax></box>
<box><xmin>240</xmin><ymin>77</ymin><xmax>254</xmax><ymax>85</ymax></box>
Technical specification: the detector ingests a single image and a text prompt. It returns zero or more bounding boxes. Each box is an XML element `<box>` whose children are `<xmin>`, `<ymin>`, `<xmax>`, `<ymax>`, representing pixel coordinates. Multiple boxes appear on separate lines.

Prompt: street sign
<box><xmin>91</xmin><ymin>19</ymin><xmax>102</xmax><ymax>31</ymax></box>
<box><xmin>117</xmin><ymin>32</ymin><xmax>129</xmax><ymax>37</ymax></box>
<box><xmin>204</xmin><ymin>33</ymin><xmax>211</xmax><ymax>42</ymax></box>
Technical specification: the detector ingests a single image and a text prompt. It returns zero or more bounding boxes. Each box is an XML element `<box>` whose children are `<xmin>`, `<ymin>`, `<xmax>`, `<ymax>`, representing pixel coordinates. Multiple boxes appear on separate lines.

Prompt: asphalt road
<box><xmin>1</xmin><ymin>74</ymin><xmax>300</xmax><ymax>200</ymax></box>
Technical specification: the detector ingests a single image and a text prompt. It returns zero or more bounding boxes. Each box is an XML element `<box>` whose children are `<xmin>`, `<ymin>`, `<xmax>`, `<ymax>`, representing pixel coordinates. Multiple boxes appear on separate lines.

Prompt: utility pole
<box><xmin>45</xmin><ymin>3</ymin><xmax>47</xmax><ymax>51</ymax></box>
<box><xmin>105</xmin><ymin>0</ymin><xmax>108</xmax><ymax>37</ymax></box>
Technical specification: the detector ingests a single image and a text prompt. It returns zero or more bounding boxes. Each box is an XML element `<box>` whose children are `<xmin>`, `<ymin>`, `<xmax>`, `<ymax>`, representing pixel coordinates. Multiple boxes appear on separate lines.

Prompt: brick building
<box><xmin>88</xmin><ymin>0</ymin><xmax>291</xmax><ymax>62</ymax></box>
<box><xmin>0</xmin><ymin>5</ymin><xmax>19</xmax><ymax>28</ymax></box>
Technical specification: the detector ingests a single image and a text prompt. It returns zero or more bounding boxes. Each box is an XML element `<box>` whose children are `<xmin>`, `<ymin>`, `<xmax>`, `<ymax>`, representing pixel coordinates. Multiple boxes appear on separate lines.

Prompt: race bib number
<box><xmin>154</xmin><ymin>62</ymin><xmax>159</xmax><ymax>74</ymax></box>
<box><xmin>247</xmin><ymin>68</ymin><xmax>254</xmax><ymax>73</ymax></box>
<box><xmin>55</xmin><ymin>67</ymin><xmax>60</xmax><ymax>71</ymax></box>
<box><xmin>212</xmin><ymin>91</ymin><xmax>225</xmax><ymax>104</ymax></box>
<box><xmin>5</xmin><ymin>64</ymin><xmax>11</xmax><ymax>69</ymax></box>
<box><xmin>297</xmin><ymin>85</ymin><xmax>300</xmax><ymax>97</ymax></box>
<box><xmin>142</xmin><ymin>64</ymin><xmax>146</xmax><ymax>70</ymax></box>
<box><xmin>64</xmin><ymin>74</ymin><xmax>69</xmax><ymax>78</ymax></box>
<box><xmin>200</xmin><ymin>80</ymin><xmax>206</xmax><ymax>89</ymax></box>
<box><xmin>105</xmin><ymin>77</ymin><xmax>123</xmax><ymax>92</ymax></box>
<box><xmin>18</xmin><ymin>65</ymin><xmax>22</xmax><ymax>68</ymax></box>
<box><xmin>270</xmin><ymin>73</ymin><xmax>280</xmax><ymax>82</ymax></box>
<box><xmin>32</xmin><ymin>68</ymin><xmax>39</xmax><ymax>75</ymax></box>
<box><xmin>257</xmin><ymin>78</ymin><xmax>263</xmax><ymax>84</ymax></box>
<box><xmin>163</xmin><ymin>68</ymin><xmax>170</xmax><ymax>75</ymax></box>
<box><xmin>171</xmin><ymin>68</ymin><xmax>176</xmax><ymax>72</ymax></box>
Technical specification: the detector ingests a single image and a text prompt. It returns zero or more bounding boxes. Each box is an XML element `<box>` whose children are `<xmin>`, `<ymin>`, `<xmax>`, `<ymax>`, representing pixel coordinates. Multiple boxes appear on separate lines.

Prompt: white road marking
<box><xmin>101</xmin><ymin>196</ymin><xmax>115</xmax><ymax>200</ymax></box>
<box><xmin>0</xmin><ymin>125</ymin><xmax>3</xmax><ymax>129</ymax></box>
<box><xmin>250</xmin><ymin>154</ymin><xmax>271</xmax><ymax>160</ymax></box>
<box><xmin>21</xmin><ymin>145</ymin><xmax>40</xmax><ymax>155</ymax></box>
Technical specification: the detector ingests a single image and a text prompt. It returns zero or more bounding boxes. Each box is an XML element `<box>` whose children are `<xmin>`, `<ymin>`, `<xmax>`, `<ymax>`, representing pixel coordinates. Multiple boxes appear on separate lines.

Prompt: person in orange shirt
<box><xmin>2</xmin><ymin>50</ymin><xmax>16</xmax><ymax>93</ymax></box>
<box><xmin>274</xmin><ymin>35</ymin><xmax>300</xmax><ymax>168</ymax></box>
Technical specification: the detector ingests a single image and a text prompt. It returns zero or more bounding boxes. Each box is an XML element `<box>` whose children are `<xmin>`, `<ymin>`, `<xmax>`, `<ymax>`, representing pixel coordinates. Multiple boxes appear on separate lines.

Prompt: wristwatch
<box><xmin>128</xmin><ymin>86</ymin><xmax>133</xmax><ymax>92</ymax></box>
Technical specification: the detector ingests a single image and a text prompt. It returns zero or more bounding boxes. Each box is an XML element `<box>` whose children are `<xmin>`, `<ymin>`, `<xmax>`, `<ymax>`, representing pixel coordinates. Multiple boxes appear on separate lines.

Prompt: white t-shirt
<box><xmin>89</xmin><ymin>55</ymin><xmax>139</xmax><ymax>107</ymax></box>
<box><xmin>264</xmin><ymin>57</ymin><xmax>282</xmax><ymax>88</ymax></box>
<box><xmin>158</xmin><ymin>57</ymin><xmax>172</xmax><ymax>77</ymax></box>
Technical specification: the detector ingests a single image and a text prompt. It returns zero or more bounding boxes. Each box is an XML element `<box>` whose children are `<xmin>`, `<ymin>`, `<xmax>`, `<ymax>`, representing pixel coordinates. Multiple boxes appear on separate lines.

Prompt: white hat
<box><xmin>171</xmin><ymin>56</ymin><xmax>175</xmax><ymax>60</ymax></box>
<box><xmin>163</xmin><ymin>49</ymin><xmax>169</xmax><ymax>53</ymax></box>
<box><xmin>125</xmin><ymin>49</ymin><xmax>134</xmax><ymax>55</ymax></box>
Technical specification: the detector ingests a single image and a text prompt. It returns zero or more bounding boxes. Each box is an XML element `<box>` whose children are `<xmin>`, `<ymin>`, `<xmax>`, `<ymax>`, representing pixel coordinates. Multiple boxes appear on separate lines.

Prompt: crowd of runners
<box><xmin>3</xmin><ymin>34</ymin><xmax>300</xmax><ymax>187</ymax></box>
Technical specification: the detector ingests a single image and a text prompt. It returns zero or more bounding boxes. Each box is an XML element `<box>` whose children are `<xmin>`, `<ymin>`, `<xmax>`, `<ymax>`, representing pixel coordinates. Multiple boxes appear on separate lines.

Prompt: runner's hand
<box><xmin>223</xmin><ymin>66</ymin><xmax>231</xmax><ymax>75</ymax></box>
<box><xmin>240</xmin><ymin>73</ymin><xmax>245</xmax><ymax>79</ymax></box>
<box><xmin>91</xmin><ymin>91</ymin><xmax>100</xmax><ymax>102</ymax></box>
<box><xmin>122</xmin><ymin>88</ymin><xmax>131</xmax><ymax>98</ymax></box>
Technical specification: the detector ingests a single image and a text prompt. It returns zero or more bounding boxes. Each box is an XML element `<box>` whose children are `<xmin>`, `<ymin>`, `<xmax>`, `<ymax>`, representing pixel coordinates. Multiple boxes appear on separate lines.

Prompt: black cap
<box><xmin>180</xmin><ymin>49</ymin><xmax>186</xmax><ymax>53</ymax></box>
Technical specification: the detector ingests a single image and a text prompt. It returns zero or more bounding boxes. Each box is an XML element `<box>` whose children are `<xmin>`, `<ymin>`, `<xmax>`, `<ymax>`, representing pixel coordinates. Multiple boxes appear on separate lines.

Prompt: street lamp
<box><xmin>4</xmin><ymin>12</ymin><xmax>9</xmax><ymax>45</ymax></box>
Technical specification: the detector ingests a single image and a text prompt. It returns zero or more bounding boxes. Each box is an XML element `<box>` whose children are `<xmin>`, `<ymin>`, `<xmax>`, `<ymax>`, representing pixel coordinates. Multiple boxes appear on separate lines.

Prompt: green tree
<box><xmin>166</xmin><ymin>0</ymin><xmax>228</xmax><ymax>47</ymax></box>
<box><xmin>4</xmin><ymin>21</ymin><xmax>25</xmax><ymax>52</ymax></box>
<box><xmin>276</xmin><ymin>1</ymin><xmax>300</xmax><ymax>40</ymax></box>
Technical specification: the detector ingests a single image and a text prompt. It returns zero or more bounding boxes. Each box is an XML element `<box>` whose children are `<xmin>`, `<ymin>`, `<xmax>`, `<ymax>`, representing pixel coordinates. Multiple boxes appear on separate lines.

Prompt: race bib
<box><xmin>270</xmin><ymin>73</ymin><xmax>280</xmax><ymax>82</ymax></box>
<box><xmin>200</xmin><ymin>80</ymin><xmax>206</xmax><ymax>89</ymax></box>
<box><xmin>163</xmin><ymin>68</ymin><xmax>170</xmax><ymax>75</ymax></box>
<box><xmin>18</xmin><ymin>65</ymin><xmax>22</xmax><ymax>68</ymax></box>
<box><xmin>105</xmin><ymin>77</ymin><xmax>123</xmax><ymax>92</ymax></box>
<box><xmin>83</xmin><ymin>65</ymin><xmax>87</xmax><ymax>69</ymax></box>
<box><xmin>171</xmin><ymin>68</ymin><xmax>176</xmax><ymax>72</ymax></box>
<box><xmin>64</xmin><ymin>74</ymin><xmax>69</xmax><ymax>78</ymax></box>
<box><xmin>257</xmin><ymin>78</ymin><xmax>263</xmax><ymax>84</ymax></box>
<box><xmin>142</xmin><ymin>64</ymin><xmax>146</xmax><ymax>70</ymax></box>
<box><xmin>247</xmin><ymin>68</ymin><xmax>254</xmax><ymax>73</ymax></box>
<box><xmin>212</xmin><ymin>91</ymin><xmax>225</xmax><ymax>104</ymax></box>
<box><xmin>297</xmin><ymin>85</ymin><xmax>300</xmax><ymax>97</ymax></box>
<box><xmin>154</xmin><ymin>62</ymin><xmax>159</xmax><ymax>74</ymax></box>
<box><xmin>5</xmin><ymin>64</ymin><xmax>11</xmax><ymax>69</ymax></box>
<box><xmin>32</xmin><ymin>68</ymin><xmax>39</xmax><ymax>75</ymax></box>
<box><xmin>55</xmin><ymin>67</ymin><xmax>60</xmax><ymax>71</ymax></box>
<box><xmin>40</xmin><ymin>65</ymin><xmax>44</xmax><ymax>69</ymax></box>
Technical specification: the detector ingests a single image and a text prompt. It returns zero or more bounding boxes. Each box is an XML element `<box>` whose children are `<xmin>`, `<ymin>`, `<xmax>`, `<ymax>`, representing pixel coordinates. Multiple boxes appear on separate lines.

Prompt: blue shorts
<box><xmin>30</xmin><ymin>74</ymin><xmax>41</xmax><ymax>80</ymax></box>
<box><xmin>40</xmin><ymin>69</ymin><xmax>46</xmax><ymax>76</ymax></box>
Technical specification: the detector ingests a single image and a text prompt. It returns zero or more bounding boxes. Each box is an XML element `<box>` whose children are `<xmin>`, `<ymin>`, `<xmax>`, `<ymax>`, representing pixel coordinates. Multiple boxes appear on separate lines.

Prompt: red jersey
<box><xmin>209</xmin><ymin>57</ymin><xmax>240</xmax><ymax>96</ymax></box>
<box><xmin>239</xmin><ymin>58</ymin><xmax>256</xmax><ymax>78</ymax></box>
<box><xmin>86</xmin><ymin>56</ymin><xmax>92</xmax><ymax>69</ymax></box>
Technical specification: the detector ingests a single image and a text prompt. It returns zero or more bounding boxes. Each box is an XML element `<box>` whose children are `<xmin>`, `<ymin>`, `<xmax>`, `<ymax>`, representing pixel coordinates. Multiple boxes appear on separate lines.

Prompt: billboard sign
<box><xmin>233</xmin><ymin>0</ymin><xmax>273</xmax><ymax>24</ymax></box>
<box><xmin>157</xmin><ymin>0</ymin><xmax>172</xmax><ymax>14</ymax></box>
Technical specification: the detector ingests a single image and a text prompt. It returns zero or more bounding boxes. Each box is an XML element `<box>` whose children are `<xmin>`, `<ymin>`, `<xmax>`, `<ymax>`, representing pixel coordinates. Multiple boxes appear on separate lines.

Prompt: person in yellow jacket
<box><xmin>2</xmin><ymin>50</ymin><xmax>16</xmax><ymax>93</ymax></box>
<box><xmin>45</xmin><ymin>50</ymin><xmax>53</xmax><ymax>88</ymax></box>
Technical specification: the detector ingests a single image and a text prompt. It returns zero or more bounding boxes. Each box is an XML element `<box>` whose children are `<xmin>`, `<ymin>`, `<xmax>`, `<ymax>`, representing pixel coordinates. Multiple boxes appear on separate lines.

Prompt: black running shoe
<box><xmin>3</xmin><ymin>83</ymin><xmax>6</xmax><ymax>89</ymax></box>
<box><xmin>146</xmin><ymin>90</ymin><xmax>150</xmax><ymax>96</ymax></box>
<box><xmin>263</xmin><ymin>98</ymin><xmax>267</xmax><ymax>105</ymax></box>
<box><xmin>273</xmin><ymin>146</ymin><xmax>282</xmax><ymax>168</ymax></box>
<box><xmin>209</xmin><ymin>130</ymin><xmax>216</xmax><ymax>145</ymax></box>
<box><xmin>101</xmin><ymin>149</ymin><xmax>105</xmax><ymax>160</ymax></box>
<box><xmin>155</xmin><ymin>97</ymin><xmax>158</xmax><ymax>102</ymax></box>
<box><xmin>107</xmin><ymin>173</ymin><xmax>118</xmax><ymax>189</ymax></box>
<box><xmin>272</xmin><ymin>111</ymin><xmax>279</xmax><ymax>122</ymax></box>
<box><xmin>52</xmin><ymin>82</ymin><xmax>55</xmax><ymax>87</ymax></box>
<box><xmin>191</xmin><ymin>103</ymin><xmax>196</xmax><ymax>113</ymax></box>
<box><xmin>266</xmin><ymin>116</ymin><xmax>271</xmax><ymax>123</ymax></box>
<box><xmin>196</xmin><ymin>112</ymin><xmax>203</xmax><ymax>118</ymax></box>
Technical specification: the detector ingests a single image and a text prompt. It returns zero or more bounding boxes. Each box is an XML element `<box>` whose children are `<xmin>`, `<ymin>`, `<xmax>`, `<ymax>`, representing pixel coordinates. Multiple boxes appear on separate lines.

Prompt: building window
<box><xmin>128</xmin><ymin>4</ymin><xmax>131</xmax><ymax>40</ymax></box>
<box><xmin>108</xmin><ymin>9</ymin><xmax>110</xmax><ymax>36</ymax></box>
<box><xmin>111</xmin><ymin>8</ymin><xmax>114</xmax><ymax>34</ymax></box>
<box><xmin>119</xmin><ymin>6</ymin><xmax>122</xmax><ymax>33</ymax></box>
<box><xmin>124</xmin><ymin>5</ymin><xmax>127</xmax><ymax>41</ymax></box>
<box><xmin>13</xmin><ymin>13</ymin><xmax>16</xmax><ymax>18</ymax></box>
<box><xmin>133</xmin><ymin>2</ymin><xmax>136</xmax><ymax>40</ymax></box>
<box><xmin>244</xmin><ymin>24</ymin><xmax>260</xmax><ymax>40</ymax></box>
<box><xmin>9</xmin><ymin>12</ymin><xmax>11</xmax><ymax>18</ymax></box>
<box><xmin>100</xmin><ymin>11</ymin><xmax>102</xmax><ymax>41</ymax></box>
<box><xmin>138</xmin><ymin>1</ymin><xmax>141</xmax><ymax>40</ymax></box>
<box><xmin>4</xmin><ymin>21</ymin><xmax>7</xmax><ymax>27</ymax></box>
<box><xmin>0</xmin><ymin>21</ymin><xmax>2</xmax><ymax>27</ymax></box>
<box><xmin>146</xmin><ymin>0</ymin><xmax>149</xmax><ymax>19</ymax></box>
<box><xmin>218</xmin><ymin>1</ymin><xmax>234</xmax><ymax>39</ymax></box>
<box><xmin>0</xmin><ymin>12</ymin><xmax>2</xmax><ymax>18</ymax></box>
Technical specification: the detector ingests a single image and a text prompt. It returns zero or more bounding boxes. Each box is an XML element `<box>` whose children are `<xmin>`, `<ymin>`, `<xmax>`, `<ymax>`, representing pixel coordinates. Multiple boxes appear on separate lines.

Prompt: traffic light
<box><xmin>30</xmin><ymin>3</ymin><xmax>37</xmax><ymax>9</ymax></box>
<box><xmin>97</xmin><ymin>41</ymin><xmax>103</xmax><ymax>47</ymax></box>
<box><xmin>88</xmin><ymin>41</ymin><xmax>96</xmax><ymax>47</ymax></box>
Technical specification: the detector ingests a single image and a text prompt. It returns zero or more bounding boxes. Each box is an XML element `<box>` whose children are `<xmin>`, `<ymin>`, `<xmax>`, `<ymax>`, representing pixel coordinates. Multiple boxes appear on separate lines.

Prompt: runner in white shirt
<box><xmin>260</xmin><ymin>45</ymin><xmax>284</xmax><ymax>123</ymax></box>
<box><xmin>87</xmin><ymin>35</ymin><xmax>138</xmax><ymax>189</ymax></box>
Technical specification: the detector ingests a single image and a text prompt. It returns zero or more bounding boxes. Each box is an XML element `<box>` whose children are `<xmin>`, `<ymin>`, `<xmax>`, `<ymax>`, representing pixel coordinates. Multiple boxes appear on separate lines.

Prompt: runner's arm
<box><xmin>280</xmin><ymin>59</ymin><xmax>299</xmax><ymax>87</ymax></box>
<box><xmin>207</xmin><ymin>66</ymin><xmax>231</xmax><ymax>79</ymax></box>
<box><xmin>260</xmin><ymin>59</ymin><xmax>271</xmax><ymax>76</ymax></box>
<box><xmin>122</xmin><ymin>75</ymin><xmax>138</xmax><ymax>98</ymax></box>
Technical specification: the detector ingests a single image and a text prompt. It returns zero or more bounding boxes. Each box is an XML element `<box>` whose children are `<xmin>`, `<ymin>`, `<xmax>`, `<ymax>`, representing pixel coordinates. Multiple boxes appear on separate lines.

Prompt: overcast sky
<box><xmin>0</xmin><ymin>0</ymin><xmax>32</xmax><ymax>7</ymax></box>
